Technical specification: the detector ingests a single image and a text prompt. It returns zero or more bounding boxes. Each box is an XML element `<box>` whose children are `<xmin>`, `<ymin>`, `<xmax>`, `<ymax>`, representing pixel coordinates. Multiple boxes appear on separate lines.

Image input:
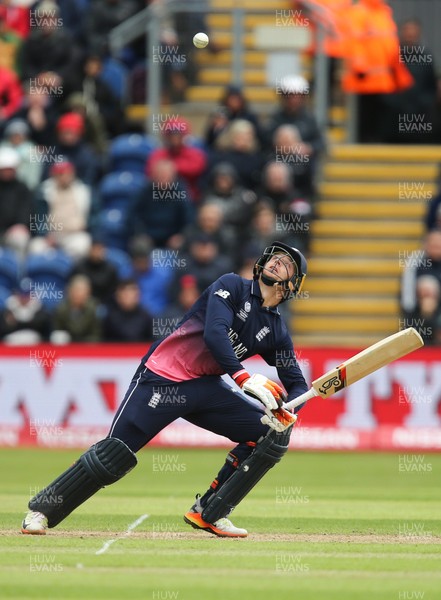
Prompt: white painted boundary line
<box><xmin>95</xmin><ymin>514</ymin><xmax>149</xmax><ymax>555</ymax></box>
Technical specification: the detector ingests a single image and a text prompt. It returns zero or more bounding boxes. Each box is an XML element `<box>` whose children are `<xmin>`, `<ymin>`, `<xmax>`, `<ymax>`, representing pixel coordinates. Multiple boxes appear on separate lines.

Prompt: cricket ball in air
<box><xmin>193</xmin><ymin>32</ymin><xmax>209</xmax><ymax>48</ymax></box>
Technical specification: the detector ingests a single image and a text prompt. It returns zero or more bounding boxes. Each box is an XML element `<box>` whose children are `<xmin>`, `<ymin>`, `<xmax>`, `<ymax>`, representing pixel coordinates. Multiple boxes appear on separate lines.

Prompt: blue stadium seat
<box><xmin>24</xmin><ymin>250</ymin><xmax>73</xmax><ymax>309</ymax></box>
<box><xmin>185</xmin><ymin>135</ymin><xmax>207</xmax><ymax>151</ymax></box>
<box><xmin>105</xmin><ymin>247</ymin><xmax>133</xmax><ymax>279</ymax></box>
<box><xmin>100</xmin><ymin>57</ymin><xmax>129</xmax><ymax>102</ymax></box>
<box><xmin>98</xmin><ymin>208</ymin><xmax>129</xmax><ymax>251</ymax></box>
<box><xmin>99</xmin><ymin>171</ymin><xmax>146</xmax><ymax>209</ymax></box>
<box><xmin>0</xmin><ymin>285</ymin><xmax>11</xmax><ymax>310</ymax></box>
<box><xmin>0</xmin><ymin>247</ymin><xmax>20</xmax><ymax>291</ymax></box>
<box><xmin>108</xmin><ymin>134</ymin><xmax>158</xmax><ymax>173</ymax></box>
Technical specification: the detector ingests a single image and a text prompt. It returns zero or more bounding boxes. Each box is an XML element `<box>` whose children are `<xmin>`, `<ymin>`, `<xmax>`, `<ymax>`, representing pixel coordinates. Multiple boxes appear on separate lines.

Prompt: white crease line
<box><xmin>95</xmin><ymin>514</ymin><xmax>149</xmax><ymax>555</ymax></box>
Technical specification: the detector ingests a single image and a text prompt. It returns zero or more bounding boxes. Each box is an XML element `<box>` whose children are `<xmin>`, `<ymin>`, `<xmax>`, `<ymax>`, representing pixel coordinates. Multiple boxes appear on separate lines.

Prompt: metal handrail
<box><xmin>109</xmin><ymin>2</ymin><xmax>329</xmax><ymax>137</ymax></box>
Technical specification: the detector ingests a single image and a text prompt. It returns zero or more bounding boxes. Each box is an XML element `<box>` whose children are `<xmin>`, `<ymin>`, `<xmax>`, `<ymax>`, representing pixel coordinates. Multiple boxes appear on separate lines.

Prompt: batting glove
<box><xmin>261</xmin><ymin>409</ymin><xmax>297</xmax><ymax>432</ymax></box>
<box><xmin>233</xmin><ymin>372</ymin><xmax>287</xmax><ymax>411</ymax></box>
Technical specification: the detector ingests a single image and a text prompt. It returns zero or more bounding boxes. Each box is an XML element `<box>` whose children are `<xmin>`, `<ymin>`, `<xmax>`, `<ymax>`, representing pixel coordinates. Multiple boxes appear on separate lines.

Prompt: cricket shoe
<box><xmin>183</xmin><ymin>494</ymin><xmax>248</xmax><ymax>538</ymax></box>
<box><xmin>21</xmin><ymin>510</ymin><xmax>48</xmax><ymax>535</ymax></box>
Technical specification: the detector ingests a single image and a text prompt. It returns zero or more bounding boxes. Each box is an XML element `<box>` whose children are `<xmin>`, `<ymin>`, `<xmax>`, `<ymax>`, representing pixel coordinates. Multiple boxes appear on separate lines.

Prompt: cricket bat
<box><xmin>271</xmin><ymin>327</ymin><xmax>424</xmax><ymax>428</ymax></box>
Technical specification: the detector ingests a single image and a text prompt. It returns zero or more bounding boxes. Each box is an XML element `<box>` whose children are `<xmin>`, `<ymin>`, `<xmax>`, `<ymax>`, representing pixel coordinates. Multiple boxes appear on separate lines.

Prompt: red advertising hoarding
<box><xmin>0</xmin><ymin>344</ymin><xmax>440</xmax><ymax>451</ymax></box>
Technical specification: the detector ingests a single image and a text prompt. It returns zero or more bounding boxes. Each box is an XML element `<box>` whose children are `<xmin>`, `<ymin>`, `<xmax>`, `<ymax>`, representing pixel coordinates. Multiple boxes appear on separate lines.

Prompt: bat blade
<box><xmin>282</xmin><ymin>327</ymin><xmax>424</xmax><ymax>413</ymax></box>
<box><xmin>312</xmin><ymin>327</ymin><xmax>423</xmax><ymax>398</ymax></box>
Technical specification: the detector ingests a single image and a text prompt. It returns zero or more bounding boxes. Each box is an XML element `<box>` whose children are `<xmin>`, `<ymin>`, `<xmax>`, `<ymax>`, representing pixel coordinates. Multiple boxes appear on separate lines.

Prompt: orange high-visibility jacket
<box><xmin>301</xmin><ymin>0</ymin><xmax>352</xmax><ymax>58</ymax></box>
<box><xmin>341</xmin><ymin>0</ymin><xmax>413</xmax><ymax>94</ymax></box>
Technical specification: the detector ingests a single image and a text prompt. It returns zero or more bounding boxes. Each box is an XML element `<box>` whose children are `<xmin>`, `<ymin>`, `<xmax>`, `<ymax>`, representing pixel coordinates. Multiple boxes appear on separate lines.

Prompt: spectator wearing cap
<box><xmin>0</xmin><ymin>146</ymin><xmax>32</xmax><ymax>250</ymax></box>
<box><xmin>204</xmin><ymin>85</ymin><xmax>263</xmax><ymax>148</ymax></box>
<box><xmin>0</xmin><ymin>119</ymin><xmax>42</xmax><ymax>190</ymax></box>
<box><xmin>0</xmin><ymin>64</ymin><xmax>22</xmax><ymax>128</ymax></box>
<box><xmin>265</xmin><ymin>75</ymin><xmax>325</xmax><ymax>163</ymax></box>
<box><xmin>43</xmin><ymin>112</ymin><xmax>101</xmax><ymax>186</ymax></box>
<box><xmin>30</xmin><ymin>160</ymin><xmax>93</xmax><ymax>259</ymax></box>
<box><xmin>146</xmin><ymin>118</ymin><xmax>207</xmax><ymax>202</ymax></box>
<box><xmin>103</xmin><ymin>278</ymin><xmax>153</xmax><ymax>342</ymax></box>
<box><xmin>130</xmin><ymin>158</ymin><xmax>195</xmax><ymax>249</ymax></box>
<box><xmin>70</xmin><ymin>235</ymin><xmax>119</xmax><ymax>305</ymax></box>
<box><xmin>0</xmin><ymin>278</ymin><xmax>51</xmax><ymax>345</ymax></box>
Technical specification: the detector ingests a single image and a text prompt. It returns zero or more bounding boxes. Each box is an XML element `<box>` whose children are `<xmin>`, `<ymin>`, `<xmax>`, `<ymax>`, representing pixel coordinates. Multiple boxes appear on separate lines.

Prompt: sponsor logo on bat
<box><xmin>318</xmin><ymin>366</ymin><xmax>347</xmax><ymax>395</ymax></box>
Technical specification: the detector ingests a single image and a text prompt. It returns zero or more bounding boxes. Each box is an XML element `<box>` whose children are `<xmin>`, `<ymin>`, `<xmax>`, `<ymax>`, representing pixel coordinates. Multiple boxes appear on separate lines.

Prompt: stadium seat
<box><xmin>24</xmin><ymin>250</ymin><xmax>73</xmax><ymax>310</ymax></box>
<box><xmin>108</xmin><ymin>134</ymin><xmax>158</xmax><ymax>173</ymax></box>
<box><xmin>105</xmin><ymin>247</ymin><xmax>133</xmax><ymax>279</ymax></box>
<box><xmin>99</xmin><ymin>171</ymin><xmax>146</xmax><ymax>209</ymax></box>
<box><xmin>0</xmin><ymin>247</ymin><xmax>20</xmax><ymax>291</ymax></box>
<box><xmin>0</xmin><ymin>285</ymin><xmax>11</xmax><ymax>309</ymax></box>
<box><xmin>98</xmin><ymin>208</ymin><xmax>129</xmax><ymax>251</ymax></box>
<box><xmin>100</xmin><ymin>57</ymin><xmax>129</xmax><ymax>102</ymax></box>
<box><xmin>185</xmin><ymin>135</ymin><xmax>207</xmax><ymax>151</ymax></box>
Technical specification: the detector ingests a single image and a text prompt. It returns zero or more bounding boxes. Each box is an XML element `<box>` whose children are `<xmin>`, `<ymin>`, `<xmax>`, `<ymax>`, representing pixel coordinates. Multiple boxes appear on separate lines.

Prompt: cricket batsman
<box><xmin>22</xmin><ymin>241</ymin><xmax>308</xmax><ymax>538</ymax></box>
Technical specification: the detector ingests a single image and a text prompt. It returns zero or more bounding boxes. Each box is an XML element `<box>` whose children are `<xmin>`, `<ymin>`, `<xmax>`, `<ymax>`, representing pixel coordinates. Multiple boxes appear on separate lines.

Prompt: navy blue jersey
<box><xmin>144</xmin><ymin>273</ymin><xmax>308</xmax><ymax>406</ymax></box>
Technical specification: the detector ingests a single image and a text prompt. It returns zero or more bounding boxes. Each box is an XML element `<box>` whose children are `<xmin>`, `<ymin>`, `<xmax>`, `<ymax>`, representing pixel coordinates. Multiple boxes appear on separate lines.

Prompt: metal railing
<box><xmin>109</xmin><ymin>2</ymin><xmax>245</xmax><ymax>135</ymax></box>
<box><xmin>109</xmin><ymin>1</ymin><xmax>329</xmax><ymax>137</ymax></box>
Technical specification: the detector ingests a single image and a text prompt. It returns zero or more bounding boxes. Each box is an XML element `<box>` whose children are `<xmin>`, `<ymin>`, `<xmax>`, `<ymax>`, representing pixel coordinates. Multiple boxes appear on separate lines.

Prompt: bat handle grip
<box><xmin>283</xmin><ymin>388</ymin><xmax>318</xmax><ymax>411</ymax></box>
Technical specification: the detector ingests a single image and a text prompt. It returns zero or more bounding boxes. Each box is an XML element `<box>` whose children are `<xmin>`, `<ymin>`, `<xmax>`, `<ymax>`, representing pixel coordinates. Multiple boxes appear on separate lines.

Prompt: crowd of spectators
<box><xmin>0</xmin><ymin>0</ymin><xmax>322</xmax><ymax>345</ymax></box>
<box><xmin>7</xmin><ymin>1</ymin><xmax>439</xmax><ymax>347</ymax></box>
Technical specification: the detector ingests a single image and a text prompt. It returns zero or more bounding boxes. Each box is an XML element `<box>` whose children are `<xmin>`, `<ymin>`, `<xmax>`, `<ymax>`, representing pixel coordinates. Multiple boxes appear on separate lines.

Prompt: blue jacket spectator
<box><xmin>128</xmin><ymin>237</ymin><xmax>174</xmax><ymax>317</ymax></box>
<box><xmin>130</xmin><ymin>158</ymin><xmax>195</xmax><ymax>249</ymax></box>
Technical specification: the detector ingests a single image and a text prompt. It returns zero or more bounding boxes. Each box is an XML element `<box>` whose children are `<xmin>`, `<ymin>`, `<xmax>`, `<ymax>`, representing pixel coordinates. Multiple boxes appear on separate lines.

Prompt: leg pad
<box><xmin>201</xmin><ymin>428</ymin><xmax>291</xmax><ymax>523</ymax></box>
<box><xmin>29</xmin><ymin>437</ymin><xmax>137</xmax><ymax>528</ymax></box>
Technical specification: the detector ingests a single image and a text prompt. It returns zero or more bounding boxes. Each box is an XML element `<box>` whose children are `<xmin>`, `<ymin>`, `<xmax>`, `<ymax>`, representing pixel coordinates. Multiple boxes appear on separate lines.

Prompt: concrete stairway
<box><xmin>292</xmin><ymin>145</ymin><xmax>441</xmax><ymax>347</ymax></box>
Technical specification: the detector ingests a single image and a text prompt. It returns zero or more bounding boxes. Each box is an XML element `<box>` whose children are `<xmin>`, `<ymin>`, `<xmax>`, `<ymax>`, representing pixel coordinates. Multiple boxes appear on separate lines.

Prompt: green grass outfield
<box><xmin>1</xmin><ymin>447</ymin><xmax>440</xmax><ymax>600</ymax></box>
